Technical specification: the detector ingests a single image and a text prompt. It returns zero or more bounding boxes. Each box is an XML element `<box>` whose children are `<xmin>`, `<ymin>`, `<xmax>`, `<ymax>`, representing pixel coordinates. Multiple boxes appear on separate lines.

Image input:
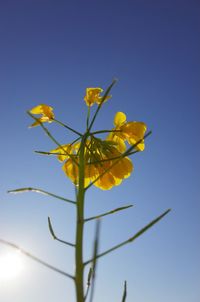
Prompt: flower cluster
<box><xmin>29</xmin><ymin>86</ymin><xmax>147</xmax><ymax>190</ymax></box>
<box><xmin>50</xmin><ymin>138</ymin><xmax>133</xmax><ymax>190</ymax></box>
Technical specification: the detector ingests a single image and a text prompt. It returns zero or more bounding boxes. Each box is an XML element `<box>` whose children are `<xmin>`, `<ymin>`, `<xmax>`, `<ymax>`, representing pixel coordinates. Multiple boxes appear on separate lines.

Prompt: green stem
<box><xmin>27</xmin><ymin>111</ymin><xmax>79</xmax><ymax>167</ymax></box>
<box><xmin>7</xmin><ymin>187</ymin><xmax>76</xmax><ymax>205</ymax></box>
<box><xmin>84</xmin><ymin>209</ymin><xmax>171</xmax><ymax>266</ymax></box>
<box><xmin>54</xmin><ymin>118</ymin><xmax>82</xmax><ymax>136</ymax></box>
<box><xmin>85</xmin><ymin>205</ymin><xmax>133</xmax><ymax>222</ymax></box>
<box><xmin>86</xmin><ymin>106</ymin><xmax>91</xmax><ymax>131</ymax></box>
<box><xmin>90</xmin><ymin>129</ymin><xmax>121</xmax><ymax>135</ymax></box>
<box><xmin>121</xmin><ymin>281</ymin><xmax>127</xmax><ymax>302</ymax></box>
<box><xmin>0</xmin><ymin>239</ymin><xmax>74</xmax><ymax>279</ymax></box>
<box><xmin>75</xmin><ymin>135</ymin><xmax>86</xmax><ymax>302</ymax></box>
<box><xmin>86</xmin><ymin>151</ymin><xmax>138</xmax><ymax>165</ymax></box>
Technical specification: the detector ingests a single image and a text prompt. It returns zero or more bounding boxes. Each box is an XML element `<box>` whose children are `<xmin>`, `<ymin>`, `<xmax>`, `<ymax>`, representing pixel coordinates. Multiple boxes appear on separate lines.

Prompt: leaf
<box><xmin>48</xmin><ymin>217</ymin><xmax>56</xmax><ymax>239</ymax></box>
<box><xmin>85</xmin><ymin>205</ymin><xmax>133</xmax><ymax>222</ymax></box>
<box><xmin>84</xmin><ymin>209</ymin><xmax>171</xmax><ymax>265</ymax></box>
<box><xmin>8</xmin><ymin>187</ymin><xmax>76</xmax><ymax>205</ymax></box>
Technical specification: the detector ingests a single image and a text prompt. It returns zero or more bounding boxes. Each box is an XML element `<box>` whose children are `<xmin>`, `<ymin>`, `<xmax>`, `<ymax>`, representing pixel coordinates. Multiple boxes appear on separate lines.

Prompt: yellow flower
<box><xmin>84</xmin><ymin>88</ymin><xmax>111</xmax><ymax>106</ymax></box>
<box><xmin>92</xmin><ymin>150</ymin><xmax>133</xmax><ymax>190</ymax></box>
<box><xmin>29</xmin><ymin>104</ymin><xmax>54</xmax><ymax>127</ymax></box>
<box><xmin>60</xmin><ymin>138</ymin><xmax>133</xmax><ymax>190</ymax></box>
<box><xmin>107</xmin><ymin>112</ymin><xmax>147</xmax><ymax>152</ymax></box>
<box><xmin>50</xmin><ymin>144</ymin><xmax>73</xmax><ymax>162</ymax></box>
<box><xmin>62</xmin><ymin>157</ymin><xmax>96</xmax><ymax>187</ymax></box>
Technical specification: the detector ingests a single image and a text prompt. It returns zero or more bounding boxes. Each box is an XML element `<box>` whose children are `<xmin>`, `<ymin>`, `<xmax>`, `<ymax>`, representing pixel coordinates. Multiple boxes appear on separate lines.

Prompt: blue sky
<box><xmin>0</xmin><ymin>0</ymin><xmax>199</xmax><ymax>301</ymax></box>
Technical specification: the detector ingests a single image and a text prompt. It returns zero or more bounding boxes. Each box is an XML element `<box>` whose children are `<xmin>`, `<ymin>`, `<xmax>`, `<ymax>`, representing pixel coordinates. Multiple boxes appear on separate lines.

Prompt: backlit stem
<box><xmin>75</xmin><ymin>134</ymin><xmax>87</xmax><ymax>302</ymax></box>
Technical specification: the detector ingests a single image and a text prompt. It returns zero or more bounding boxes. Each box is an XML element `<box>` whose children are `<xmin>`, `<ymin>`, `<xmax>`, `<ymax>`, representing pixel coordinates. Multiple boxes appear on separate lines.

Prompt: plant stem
<box><xmin>75</xmin><ymin>135</ymin><xmax>86</xmax><ymax>302</ymax></box>
<box><xmin>8</xmin><ymin>187</ymin><xmax>76</xmax><ymax>205</ymax></box>
<box><xmin>54</xmin><ymin>118</ymin><xmax>82</xmax><ymax>136</ymax></box>
<box><xmin>86</xmin><ymin>106</ymin><xmax>90</xmax><ymax>131</ymax></box>
<box><xmin>88</xmin><ymin>79</ymin><xmax>117</xmax><ymax>132</ymax></box>
<box><xmin>0</xmin><ymin>239</ymin><xmax>74</xmax><ymax>279</ymax></box>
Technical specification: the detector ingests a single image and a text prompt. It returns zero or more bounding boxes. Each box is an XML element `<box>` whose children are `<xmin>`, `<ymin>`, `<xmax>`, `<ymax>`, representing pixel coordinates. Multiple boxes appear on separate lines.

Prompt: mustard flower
<box><xmin>50</xmin><ymin>144</ymin><xmax>73</xmax><ymax>162</ymax></box>
<box><xmin>84</xmin><ymin>88</ymin><xmax>111</xmax><ymax>106</ymax></box>
<box><xmin>107</xmin><ymin>112</ymin><xmax>147</xmax><ymax>152</ymax></box>
<box><xmin>52</xmin><ymin>138</ymin><xmax>133</xmax><ymax>190</ymax></box>
<box><xmin>91</xmin><ymin>148</ymin><xmax>133</xmax><ymax>190</ymax></box>
<box><xmin>29</xmin><ymin>104</ymin><xmax>54</xmax><ymax>127</ymax></box>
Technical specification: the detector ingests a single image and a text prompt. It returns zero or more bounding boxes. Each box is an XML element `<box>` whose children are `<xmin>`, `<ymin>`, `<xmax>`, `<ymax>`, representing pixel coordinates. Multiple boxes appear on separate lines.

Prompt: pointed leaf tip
<box><xmin>48</xmin><ymin>217</ymin><xmax>56</xmax><ymax>239</ymax></box>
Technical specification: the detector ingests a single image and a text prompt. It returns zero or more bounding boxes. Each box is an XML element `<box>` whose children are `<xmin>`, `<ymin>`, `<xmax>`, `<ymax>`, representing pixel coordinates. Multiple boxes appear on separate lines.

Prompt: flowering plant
<box><xmin>6</xmin><ymin>80</ymin><xmax>170</xmax><ymax>302</ymax></box>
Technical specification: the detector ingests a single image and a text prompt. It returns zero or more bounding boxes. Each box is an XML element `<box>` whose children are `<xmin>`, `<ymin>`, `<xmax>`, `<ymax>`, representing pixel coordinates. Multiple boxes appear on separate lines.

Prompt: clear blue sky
<box><xmin>0</xmin><ymin>0</ymin><xmax>199</xmax><ymax>301</ymax></box>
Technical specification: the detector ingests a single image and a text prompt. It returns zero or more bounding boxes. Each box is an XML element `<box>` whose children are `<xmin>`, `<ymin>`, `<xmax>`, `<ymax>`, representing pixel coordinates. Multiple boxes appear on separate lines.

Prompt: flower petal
<box><xmin>96</xmin><ymin>95</ymin><xmax>112</xmax><ymax>105</ymax></box>
<box><xmin>110</xmin><ymin>157</ymin><xmax>133</xmax><ymax>179</ymax></box>
<box><xmin>29</xmin><ymin>104</ymin><xmax>54</xmax><ymax>127</ymax></box>
<box><xmin>93</xmin><ymin>171</ymin><xmax>116</xmax><ymax>190</ymax></box>
<box><xmin>62</xmin><ymin>159</ymin><xmax>79</xmax><ymax>183</ymax></box>
<box><xmin>114</xmin><ymin>112</ymin><xmax>127</xmax><ymax>127</ymax></box>
<box><xmin>107</xmin><ymin>135</ymin><xmax>126</xmax><ymax>153</ymax></box>
<box><xmin>51</xmin><ymin>144</ymin><xmax>72</xmax><ymax>162</ymax></box>
<box><xmin>122</xmin><ymin>122</ymin><xmax>147</xmax><ymax>151</ymax></box>
<box><xmin>84</xmin><ymin>88</ymin><xmax>103</xmax><ymax>106</ymax></box>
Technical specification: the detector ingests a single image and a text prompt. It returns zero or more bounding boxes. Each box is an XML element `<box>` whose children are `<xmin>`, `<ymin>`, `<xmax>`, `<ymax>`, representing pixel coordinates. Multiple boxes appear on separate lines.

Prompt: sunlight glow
<box><xmin>0</xmin><ymin>251</ymin><xmax>24</xmax><ymax>281</ymax></box>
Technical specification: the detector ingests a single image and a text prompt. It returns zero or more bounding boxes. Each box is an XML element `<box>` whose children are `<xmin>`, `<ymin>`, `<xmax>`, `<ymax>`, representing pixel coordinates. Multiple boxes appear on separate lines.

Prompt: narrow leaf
<box><xmin>85</xmin><ymin>205</ymin><xmax>133</xmax><ymax>222</ymax></box>
<box><xmin>47</xmin><ymin>217</ymin><xmax>75</xmax><ymax>247</ymax></box>
<box><xmin>34</xmin><ymin>150</ymin><xmax>59</xmax><ymax>155</ymax></box>
<box><xmin>0</xmin><ymin>238</ymin><xmax>74</xmax><ymax>279</ymax></box>
<box><xmin>48</xmin><ymin>217</ymin><xmax>56</xmax><ymax>239</ymax></box>
<box><xmin>87</xmin><ymin>267</ymin><xmax>93</xmax><ymax>286</ymax></box>
<box><xmin>8</xmin><ymin>187</ymin><xmax>76</xmax><ymax>205</ymax></box>
<box><xmin>27</xmin><ymin>111</ymin><xmax>79</xmax><ymax>167</ymax></box>
<box><xmin>84</xmin><ymin>267</ymin><xmax>93</xmax><ymax>301</ymax></box>
<box><xmin>84</xmin><ymin>209</ymin><xmax>171</xmax><ymax>265</ymax></box>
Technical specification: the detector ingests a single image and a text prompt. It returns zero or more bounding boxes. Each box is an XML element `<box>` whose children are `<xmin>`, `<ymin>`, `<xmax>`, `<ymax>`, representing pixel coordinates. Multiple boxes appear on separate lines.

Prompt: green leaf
<box><xmin>48</xmin><ymin>217</ymin><xmax>56</xmax><ymax>239</ymax></box>
<box><xmin>85</xmin><ymin>205</ymin><xmax>133</xmax><ymax>222</ymax></box>
<box><xmin>84</xmin><ymin>209</ymin><xmax>171</xmax><ymax>265</ymax></box>
<box><xmin>8</xmin><ymin>187</ymin><xmax>76</xmax><ymax>205</ymax></box>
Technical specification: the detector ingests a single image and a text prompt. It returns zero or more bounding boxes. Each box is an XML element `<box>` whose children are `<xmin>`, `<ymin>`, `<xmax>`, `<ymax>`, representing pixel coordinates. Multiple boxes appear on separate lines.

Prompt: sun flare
<box><xmin>0</xmin><ymin>251</ymin><xmax>24</xmax><ymax>281</ymax></box>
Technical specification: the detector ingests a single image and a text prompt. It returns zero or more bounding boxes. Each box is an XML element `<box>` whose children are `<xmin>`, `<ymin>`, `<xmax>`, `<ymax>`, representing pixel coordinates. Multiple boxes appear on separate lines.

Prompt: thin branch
<box><xmin>86</xmin><ymin>150</ymin><xmax>138</xmax><ymax>165</ymax></box>
<box><xmin>27</xmin><ymin>111</ymin><xmax>79</xmax><ymax>167</ymax></box>
<box><xmin>121</xmin><ymin>281</ymin><xmax>127</xmax><ymax>302</ymax></box>
<box><xmin>86</xmin><ymin>106</ymin><xmax>91</xmax><ymax>131</ymax></box>
<box><xmin>33</xmin><ymin>137</ymin><xmax>138</xmax><ymax>164</ymax></box>
<box><xmin>53</xmin><ymin>118</ymin><xmax>82</xmax><ymax>136</ymax></box>
<box><xmin>34</xmin><ymin>135</ymin><xmax>81</xmax><ymax>157</ymax></box>
<box><xmin>88</xmin><ymin>79</ymin><xmax>117</xmax><ymax>132</ymax></box>
<box><xmin>70</xmin><ymin>136</ymin><xmax>81</xmax><ymax>146</ymax></box>
<box><xmin>122</xmin><ymin>132</ymin><xmax>152</xmax><ymax>157</ymax></box>
<box><xmin>0</xmin><ymin>239</ymin><xmax>74</xmax><ymax>280</ymax></box>
<box><xmin>33</xmin><ymin>150</ymin><xmax>137</xmax><ymax>165</ymax></box>
<box><xmin>84</xmin><ymin>267</ymin><xmax>93</xmax><ymax>301</ymax></box>
<box><xmin>84</xmin><ymin>209</ymin><xmax>171</xmax><ymax>266</ymax></box>
<box><xmin>34</xmin><ymin>150</ymin><xmax>60</xmax><ymax>156</ymax></box>
<box><xmin>88</xmin><ymin>220</ymin><xmax>100</xmax><ymax>302</ymax></box>
<box><xmin>90</xmin><ymin>129</ymin><xmax>122</xmax><ymax>135</ymax></box>
<box><xmin>8</xmin><ymin>187</ymin><xmax>76</xmax><ymax>205</ymax></box>
<box><xmin>48</xmin><ymin>217</ymin><xmax>75</xmax><ymax>247</ymax></box>
<box><xmin>85</xmin><ymin>205</ymin><xmax>133</xmax><ymax>222</ymax></box>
